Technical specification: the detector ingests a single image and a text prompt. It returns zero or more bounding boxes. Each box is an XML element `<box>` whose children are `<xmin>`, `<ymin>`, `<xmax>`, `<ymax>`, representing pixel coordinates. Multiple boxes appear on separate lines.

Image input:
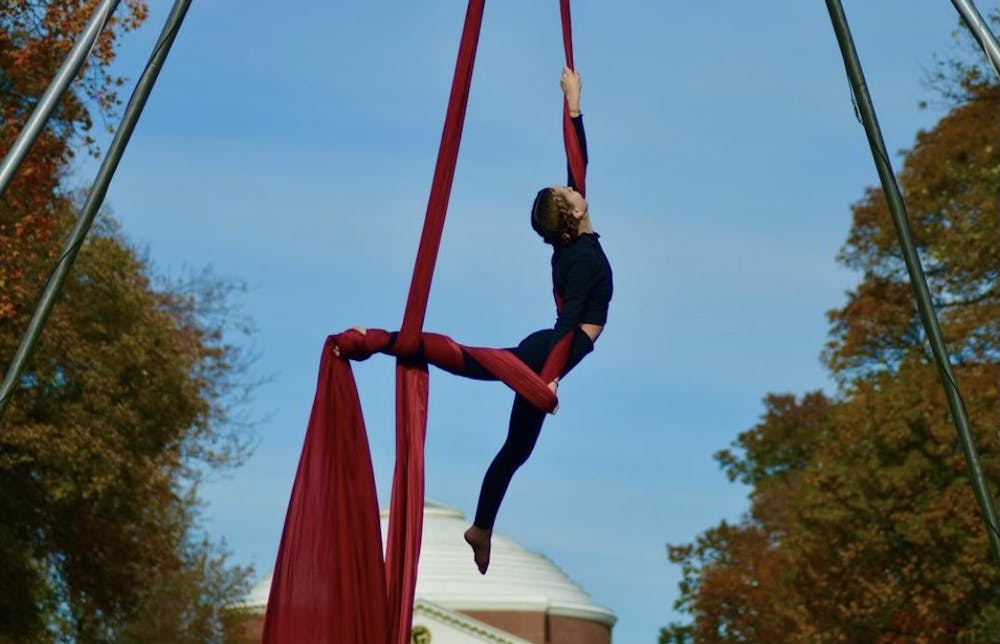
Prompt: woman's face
<box><xmin>551</xmin><ymin>185</ymin><xmax>588</xmax><ymax>218</ymax></box>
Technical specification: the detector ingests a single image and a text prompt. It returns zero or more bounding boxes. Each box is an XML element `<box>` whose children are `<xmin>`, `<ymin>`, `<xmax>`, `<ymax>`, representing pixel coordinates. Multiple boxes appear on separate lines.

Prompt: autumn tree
<box><xmin>1</xmin><ymin>2</ymin><xmax>255</xmax><ymax>641</ymax></box>
<box><xmin>663</xmin><ymin>47</ymin><xmax>999</xmax><ymax>642</ymax></box>
<box><xmin>1</xmin><ymin>0</ymin><xmax>147</xmax><ymax>318</ymax></box>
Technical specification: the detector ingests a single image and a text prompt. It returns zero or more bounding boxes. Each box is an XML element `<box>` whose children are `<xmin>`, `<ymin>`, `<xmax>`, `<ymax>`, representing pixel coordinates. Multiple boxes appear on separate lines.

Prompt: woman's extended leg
<box><xmin>475</xmin><ymin>394</ymin><xmax>546</xmax><ymax>529</ymax></box>
<box><xmin>463</xmin><ymin>328</ymin><xmax>594</xmax><ymax>573</ymax></box>
<box><xmin>465</xmin><ymin>394</ymin><xmax>546</xmax><ymax>574</ymax></box>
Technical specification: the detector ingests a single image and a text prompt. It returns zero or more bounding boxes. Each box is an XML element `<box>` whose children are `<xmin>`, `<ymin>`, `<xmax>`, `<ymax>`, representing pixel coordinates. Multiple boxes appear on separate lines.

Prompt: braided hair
<box><xmin>530</xmin><ymin>188</ymin><xmax>579</xmax><ymax>247</ymax></box>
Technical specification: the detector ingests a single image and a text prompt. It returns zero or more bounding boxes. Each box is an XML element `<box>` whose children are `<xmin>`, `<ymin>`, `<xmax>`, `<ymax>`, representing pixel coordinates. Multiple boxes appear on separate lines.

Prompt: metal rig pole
<box><xmin>824</xmin><ymin>0</ymin><xmax>1000</xmax><ymax>570</ymax></box>
<box><xmin>0</xmin><ymin>0</ymin><xmax>194</xmax><ymax>422</ymax></box>
<box><xmin>0</xmin><ymin>0</ymin><xmax>121</xmax><ymax>198</ymax></box>
<box><xmin>949</xmin><ymin>0</ymin><xmax>1000</xmax><ymax>79</ymax></box>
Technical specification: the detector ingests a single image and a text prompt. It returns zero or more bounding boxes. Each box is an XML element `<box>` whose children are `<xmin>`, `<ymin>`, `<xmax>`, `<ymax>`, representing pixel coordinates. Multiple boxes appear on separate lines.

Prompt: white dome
<box><xmin>247</xmin><ymin>500</ymin><xmax>615</xmax><ymax>627</ymax></box>
<box><xmin>398</xmin><ymin>501</ymin><xmax>614</xmax><ymax>625</ymax></box>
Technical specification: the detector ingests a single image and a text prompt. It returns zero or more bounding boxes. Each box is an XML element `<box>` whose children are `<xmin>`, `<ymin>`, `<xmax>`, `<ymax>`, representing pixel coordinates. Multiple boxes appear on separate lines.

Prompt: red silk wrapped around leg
<box><xmin>464</xmin><ymin>345</ymin><xmax>558</xmax><ymax>411</ymax></box>
<box><xmin>332</xmin><ymin>329</ymin><xmax>559</xmax><ymax>413</ymax></box>
<box><xmin>540</xmin><ymin>330</ymin><xmax>576</xmax><ymax>385</ymax></box>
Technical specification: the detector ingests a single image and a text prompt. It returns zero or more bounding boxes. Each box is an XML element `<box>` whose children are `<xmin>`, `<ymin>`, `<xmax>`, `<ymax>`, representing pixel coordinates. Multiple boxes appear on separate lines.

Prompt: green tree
<box><xmin>1</xmin><ymin>2</ymin><xmax>256</xmax><ymax>641</ymax></box>
<box><xmin>663</xmin><ymin>49</ymin><xmax>999</xmax><ymax>642</ymax></box>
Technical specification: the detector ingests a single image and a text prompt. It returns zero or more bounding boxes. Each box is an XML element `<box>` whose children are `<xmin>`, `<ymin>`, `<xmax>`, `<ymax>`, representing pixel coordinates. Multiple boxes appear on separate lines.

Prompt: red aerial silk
<box><xmin>262</xmin><ymin>1</ymin><xmax>586</xmax><ymax>642</ymax></box>
<box><xmin>559</xmin><ymin>0</ymin><xmax>586</xmax><ymax>198</ymax></box>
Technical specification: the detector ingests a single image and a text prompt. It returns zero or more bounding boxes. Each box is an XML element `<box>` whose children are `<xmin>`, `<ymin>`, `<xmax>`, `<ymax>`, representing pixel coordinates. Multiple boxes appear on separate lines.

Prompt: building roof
<box><xmin>408</xmin><ymin>501</ymin><xmax>615</xmax><ymax>625</ymax></box>
<box><xmin>412</xmin><ymin>598</ymin><xmax>534</xmax><ymax>644</ymax></box>
<box><xmin>246</xmin><ymin>500</ymin><xmax>615</xmax><ymax>627</ymax></box>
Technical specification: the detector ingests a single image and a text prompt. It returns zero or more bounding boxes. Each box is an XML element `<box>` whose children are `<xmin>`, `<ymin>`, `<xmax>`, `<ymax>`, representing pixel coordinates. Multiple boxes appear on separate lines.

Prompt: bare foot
<box><xmin>463</xmin><ymin>525</ymin><xmax>492</xmax><ymax>575</ymax></box>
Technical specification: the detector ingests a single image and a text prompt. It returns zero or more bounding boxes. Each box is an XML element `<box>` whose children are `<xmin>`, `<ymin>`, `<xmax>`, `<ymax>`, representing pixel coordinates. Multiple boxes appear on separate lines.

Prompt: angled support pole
<box><xmin>0</xmin><ymin>0</ymin><xmax>193</xmax><ymax>422</ymax></box>
<box><xmin>0</xmin><ymin>0</ymin><xmax>121</xmax><ymax>199</ymax></box>
<box><xmin>949</xmin><ymin>0</ymin><xmax>1000</xmax><ymax>79</ymax></box>
<box><xmin>824</xmin><ymin>0</ymin><xmax>1000</xmax><ymax>571</ymax></box>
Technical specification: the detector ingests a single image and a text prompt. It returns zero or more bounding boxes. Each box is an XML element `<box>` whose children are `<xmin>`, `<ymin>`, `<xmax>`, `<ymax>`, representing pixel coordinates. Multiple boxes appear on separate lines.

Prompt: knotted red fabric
<box><xmin>263</xmin><ymin>2</ymin><xmax>586</xmax><ymax>642</ymax></box>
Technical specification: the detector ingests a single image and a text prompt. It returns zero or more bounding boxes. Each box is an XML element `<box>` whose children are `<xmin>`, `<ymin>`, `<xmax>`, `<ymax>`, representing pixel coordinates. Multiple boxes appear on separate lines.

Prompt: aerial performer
<box><xmin>264</xmin><ymin>4</ymin><xmax>596</xmax><ymax>639</ymax></box>
<box><xmin>461</xmin><ymin>65</ymin><xmax>612</xmax><ymax>574</ymax></box>
<box><xmin>334</xmin><ymin>65</ymin><xmax>613</xmax><ymax>575</ymax></box>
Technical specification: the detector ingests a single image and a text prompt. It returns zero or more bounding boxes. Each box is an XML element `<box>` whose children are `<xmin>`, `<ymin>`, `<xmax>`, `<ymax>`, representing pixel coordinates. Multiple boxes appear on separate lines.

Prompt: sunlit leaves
<box><xmin>664</xmin><ymin>57</ymin><xmax>999</xmax><ymax>642</ymax></box>
<box><xmin>1</xmin><ymin>2</ymin><xmax>255</xmax><ymax>641</ymax></box>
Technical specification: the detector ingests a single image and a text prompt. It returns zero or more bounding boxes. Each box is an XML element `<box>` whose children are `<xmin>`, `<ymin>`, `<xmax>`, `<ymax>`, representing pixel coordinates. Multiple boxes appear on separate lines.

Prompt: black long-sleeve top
<box><xmin>550</xmin><ymin>115</ymin><xmax>614</xmax><ymax>339</ymax></box>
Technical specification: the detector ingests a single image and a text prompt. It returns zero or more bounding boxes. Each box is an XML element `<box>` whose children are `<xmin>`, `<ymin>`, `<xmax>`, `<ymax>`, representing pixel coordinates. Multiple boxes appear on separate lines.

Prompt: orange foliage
<box><xmin>0</xmin><ymin>0</ymin><xmax>147</xmax><ymax>320</ymax></box>
<box><xmin>665</xmin><ymin>64</ymin><xmax>999</xmax><ymax>643</ymax></box>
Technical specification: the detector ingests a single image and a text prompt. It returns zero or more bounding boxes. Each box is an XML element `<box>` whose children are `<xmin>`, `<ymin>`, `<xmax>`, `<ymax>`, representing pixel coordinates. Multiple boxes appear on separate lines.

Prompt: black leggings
<box><xmin>387</xmin><ymin>329</ymin><xmax>595</xmax><ymax>529</ymax></box>
<box><xmin>460</xmin><ymin>329</ymin><xmax>595</xmax><ymax>530</ymax></box>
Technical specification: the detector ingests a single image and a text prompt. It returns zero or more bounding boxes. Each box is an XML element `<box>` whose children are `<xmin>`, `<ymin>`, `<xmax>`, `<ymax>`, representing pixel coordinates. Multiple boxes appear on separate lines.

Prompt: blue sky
<box><xmin>70</xmin><ymin>1</ymin><xmax>975</xmax><ymax>640</ymax></box>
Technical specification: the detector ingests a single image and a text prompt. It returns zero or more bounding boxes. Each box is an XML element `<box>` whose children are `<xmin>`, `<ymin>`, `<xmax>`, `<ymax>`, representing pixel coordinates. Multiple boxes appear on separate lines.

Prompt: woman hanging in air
<box><xmin>461</xmin><ymin>65</ymin><xmax>612</xmax><ymax>573</ymax></box>
<box><xmin>333</xmin><ymin>66</ymin><xmax>612</xmax><ymax>574</ymax></box>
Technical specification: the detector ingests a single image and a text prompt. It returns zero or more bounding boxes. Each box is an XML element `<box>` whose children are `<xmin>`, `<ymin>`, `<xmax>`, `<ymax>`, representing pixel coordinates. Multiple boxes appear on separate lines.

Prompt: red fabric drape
<box><xmin>262</xmin><ymin>330</ymin><xmax>559</xmax><ymax>643</ymax></box>
<box><xmin>261</xmin><ymin>345</ymin><xmax>389</xmax><ymax>643</ymax></box>
<box><xmin>560</xmin><ymin>0</ymin><xmax>586</xmax><ymax>198</ymax></box>
<box><xmin>263</xmin><ymin>2</ymin><xmax>583</xmax><ymax>642</ymax></box>
<box><xmin>386</xmin><ymin>2</ymin><xmax>485</xmax><ymax>640</ymax></box>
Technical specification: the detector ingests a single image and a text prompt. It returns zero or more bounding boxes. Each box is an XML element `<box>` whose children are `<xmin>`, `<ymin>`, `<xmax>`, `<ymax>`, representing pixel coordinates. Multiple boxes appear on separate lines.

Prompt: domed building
<box><xmin>239</xmin><ymin>501</ymin><xmax>616</xmax><ymax>643</ymax></box>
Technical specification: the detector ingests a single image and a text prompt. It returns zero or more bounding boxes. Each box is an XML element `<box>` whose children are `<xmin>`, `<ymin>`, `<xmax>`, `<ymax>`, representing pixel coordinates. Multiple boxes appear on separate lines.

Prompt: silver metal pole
<box><xmin>0</xmin><ymin>0</ymin><xmax>121</xmax><ymax>198</ymax></box>
<box><xmin>826</xmin><ymin>0</ymin><xmax>1000</xmax><ymax>571</ymax></box>
<box><xmin>0</xmin><ymin>0</ymin><xmax>193</xmax><ymax>422</ymax></box>
<box><xmin>949</xmin><ymin>0</ymin><xmax>1000</xmax><ymax>78</ymax></box>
